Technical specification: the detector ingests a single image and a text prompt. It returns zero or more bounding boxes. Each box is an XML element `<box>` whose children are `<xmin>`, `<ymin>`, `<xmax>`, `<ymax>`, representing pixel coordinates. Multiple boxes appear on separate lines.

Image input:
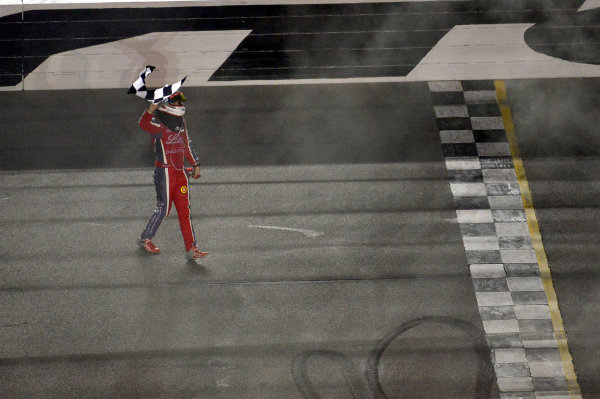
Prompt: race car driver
<box><xmin>137</xmin><ymin>91</ymin><xmax>209</xmax><ymax>261</ymax></box>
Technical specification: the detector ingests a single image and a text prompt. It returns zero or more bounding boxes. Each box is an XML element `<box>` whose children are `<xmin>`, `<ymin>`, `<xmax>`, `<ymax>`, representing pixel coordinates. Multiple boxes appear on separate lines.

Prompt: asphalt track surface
<box><xmin>2</xmin><ymin>78</ymin><xmax>600</xmax><ymax>398</ymax></box>
<box><xmin>0</xmin><ymin>82</ymin><xmax>505</xmax><ymax>398</ymax></box>
<box><xmin>0</xmin><ymin>4</ymin><xmax>599</xmax><ymax>395</ymax></box>
<box><xmin>0</xmin><ymin>164</ymin><xmax>497</xmax><ymax>398</ymax></box>
<box><xmin>505</xmin><ymin>79</ymin><xmax>600</xmax><ymax>398</ymax></box>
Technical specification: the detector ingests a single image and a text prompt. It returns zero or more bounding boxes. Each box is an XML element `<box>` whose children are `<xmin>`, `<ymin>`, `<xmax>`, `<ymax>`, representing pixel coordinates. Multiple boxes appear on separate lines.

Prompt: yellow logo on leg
<box><xmin>181</xmin><ymin>186</ymin><xmax>187</xmax><ymax>193</ymax></box>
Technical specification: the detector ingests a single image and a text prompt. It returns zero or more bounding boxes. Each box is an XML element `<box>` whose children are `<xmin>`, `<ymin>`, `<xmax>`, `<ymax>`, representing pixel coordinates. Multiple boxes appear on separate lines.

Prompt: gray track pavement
<box><xmin>2</xmin><ymin>78</ymin><xmax>599</xmax><ymax>397</ymax></box>
<box><xmin>0</xmin><ymin>164</ymin><xmax>498</xmax><ymax>398</ymax></box>
<box><xmin>506</xmin><ymin>79</ymin><xmax>600</xmax><ymax>397</ymax></box>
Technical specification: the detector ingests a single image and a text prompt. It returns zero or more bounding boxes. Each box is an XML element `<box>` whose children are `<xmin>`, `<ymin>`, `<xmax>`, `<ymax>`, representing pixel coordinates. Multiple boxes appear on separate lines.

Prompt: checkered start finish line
<box><xmin>429</xmin><ymin>80</ymin><xmax>581</xmax><ymax>398</ymax></box>
<box><xmin>127</xmin><ymin>65</ymin><xmax>187</xmax><ymax>103</ymax></box>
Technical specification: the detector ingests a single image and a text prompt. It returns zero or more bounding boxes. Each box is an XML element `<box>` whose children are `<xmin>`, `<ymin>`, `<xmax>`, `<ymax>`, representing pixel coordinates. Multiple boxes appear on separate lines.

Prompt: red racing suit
<box><xmin>138</xmin><ymin>110</ymin><xmax>201</xmax><ymax>251</ymax></box>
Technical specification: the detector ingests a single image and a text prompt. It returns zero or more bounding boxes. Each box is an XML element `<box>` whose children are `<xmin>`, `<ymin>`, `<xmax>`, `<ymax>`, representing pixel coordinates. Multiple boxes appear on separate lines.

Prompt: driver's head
<box><xmin>158</xmin><ymin>91</ymin><xmax>186</xmax><ymax>116</ymax></box>
<box><xmin>156</xmin><ymin>91</ymin><xmax>186</xmax><ymax>131</ymax></box>
<box><xmin>167</xmin><ymin>91</ymin><xmax>186</xmax><ymax>107</ymax></box>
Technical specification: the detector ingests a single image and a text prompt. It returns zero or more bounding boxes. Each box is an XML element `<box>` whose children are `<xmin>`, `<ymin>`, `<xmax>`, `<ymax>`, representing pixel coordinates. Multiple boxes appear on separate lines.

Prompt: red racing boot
<box><xmin>139</xmin><ymin>237</ymin><xmax>160</xmax><ymax>254</ymax></box>
<box><xmin>186</xmin><ymin>246</ymin><xmax>209</xmax><ymax>261</ymax></box>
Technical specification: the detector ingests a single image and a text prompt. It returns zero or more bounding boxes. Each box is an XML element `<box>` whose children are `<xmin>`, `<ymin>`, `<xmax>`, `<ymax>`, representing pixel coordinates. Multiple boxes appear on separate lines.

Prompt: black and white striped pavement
<box><xmin>429</xmin><ymin>80</ymin><xmax>579</xmax><ymax>398</ymax></box>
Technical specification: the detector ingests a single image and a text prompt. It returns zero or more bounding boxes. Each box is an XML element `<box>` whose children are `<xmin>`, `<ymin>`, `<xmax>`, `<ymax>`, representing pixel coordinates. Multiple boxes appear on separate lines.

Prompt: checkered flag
<box><xmin>127</xmin><ymin>65</ymin><xmax>187</xmax><ymax>103</ymax></box>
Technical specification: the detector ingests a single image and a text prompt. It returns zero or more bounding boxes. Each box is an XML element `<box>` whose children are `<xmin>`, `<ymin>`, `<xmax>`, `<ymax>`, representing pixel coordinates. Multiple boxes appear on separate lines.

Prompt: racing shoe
<box><xmin>138</xmin><ymin>237</ymin><xmax>160</xmax><ymax>254</ymax></box>
<box><xmin>186</xmin><ymin>246</ymin><xmax>209</xmax><ymax>261</ymax></box>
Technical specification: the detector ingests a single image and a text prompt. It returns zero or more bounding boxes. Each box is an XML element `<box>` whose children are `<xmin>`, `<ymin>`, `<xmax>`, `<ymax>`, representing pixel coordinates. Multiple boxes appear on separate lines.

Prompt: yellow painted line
<box><xmin>495</xmin><ymin>80</ymin><xmax>582</xmax><ymax>398</ymax></box>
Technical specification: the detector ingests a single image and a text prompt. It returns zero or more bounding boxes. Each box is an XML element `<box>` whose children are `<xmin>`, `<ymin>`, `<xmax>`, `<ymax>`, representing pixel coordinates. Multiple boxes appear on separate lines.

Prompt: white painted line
<box><xmin>18</xmin><ymin>0</ymin><xmax>469</xmax><ymax>5</ymax></box>
<box><xmin>462</xmin><ymin>236</ymin><xmax>500</xmax><ymax>251</ymax></box>
<box><xmin>445</xmin><ymin>157</ymin><xmax>481</xmax><ymax>170</ymax></box>
<box><xmin>408</xmin><ymin>24</ymin><xmax>600</xmax><ymax>81</ymax></box>
<box><xmin>482</xmin><ymin>169</ymin><xmax>517</xmax><ymax>184</ymax></box>
<box><xmin>529</xmin><ymin>361</ymin><xmax>570</xmax><ymax>378</ymax></box>
<box><xmin>578</xmin><ymin>0</ymin><xmax>600</xmax><ymax>12</ymax></box>
<box><xmin>456</xmin><ymin>209</ymin><xmax>494</xmax><ymax>224</ymax></box>
<box><xmin>488</xmin><ymin>196</ymin><xmax>523</xmax><ymax>210</ymax></box>
<box><xmin>21</xmin><ymin>31</ymin><xmax>251</xmax><ymax>90</ymax></box>
<box><xmin>482</xmin><ymin>319</ymin><xmax>520</xmax><ymax>334</ymax></box>
<box><xmin>427</xmin><ymin>81</ymin><xmax>462</xmax><ymax>92</ymax></box>
<box><xmin>0</xmin><ymin>4</ymin><xmax>21</xmax><ymax>18</ymax></box>
<box><xmin>500</xmin><ymin>249</ymin><xmax>538</xmax><ymax>264</ymax></box>
<box><xmin>469</xmin><ymin>264</ymin><xmax>506</xmax><ymax>278</ymax></box>
<box><xmin>495</xmin><ymin>222</ymin><xmax>530</xmax><ymax>237</ymax></box>
<box><xmin>475</xmin><ymin>292</ymin><xmax>514</xmax><ymax>307</ymax></box>
<box><xmin>494</xmin><ymin>348</ymin><xmax>527</xmax><ymax>363</ymax></box>
<box><xmin>496</xmin><ymin>377</ymin><xmax>534</xmax><ymax>392</ymax></box>
<box><xmin>506</xmin><ymin>277</ymin><xmax>544</xmax><ymax>292</ymax></box>
<box><xmin>0</xmin><ymin>0</ymin><xmax>469</xmax><ymax>16</ymax></box>
<box><xmin>450</xmin><ymin>182</ymin><xmax>486</xmax><ymax>197</ymax></box>
<box><xmin>248</xmin><ymin>225</ymin><xmax>324</xmax><ymax>238</ymax></box>
<box><xmin>514</xmin><ymin>305</ymin><xmax>552</xmax><ymax>320</ymax></box>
